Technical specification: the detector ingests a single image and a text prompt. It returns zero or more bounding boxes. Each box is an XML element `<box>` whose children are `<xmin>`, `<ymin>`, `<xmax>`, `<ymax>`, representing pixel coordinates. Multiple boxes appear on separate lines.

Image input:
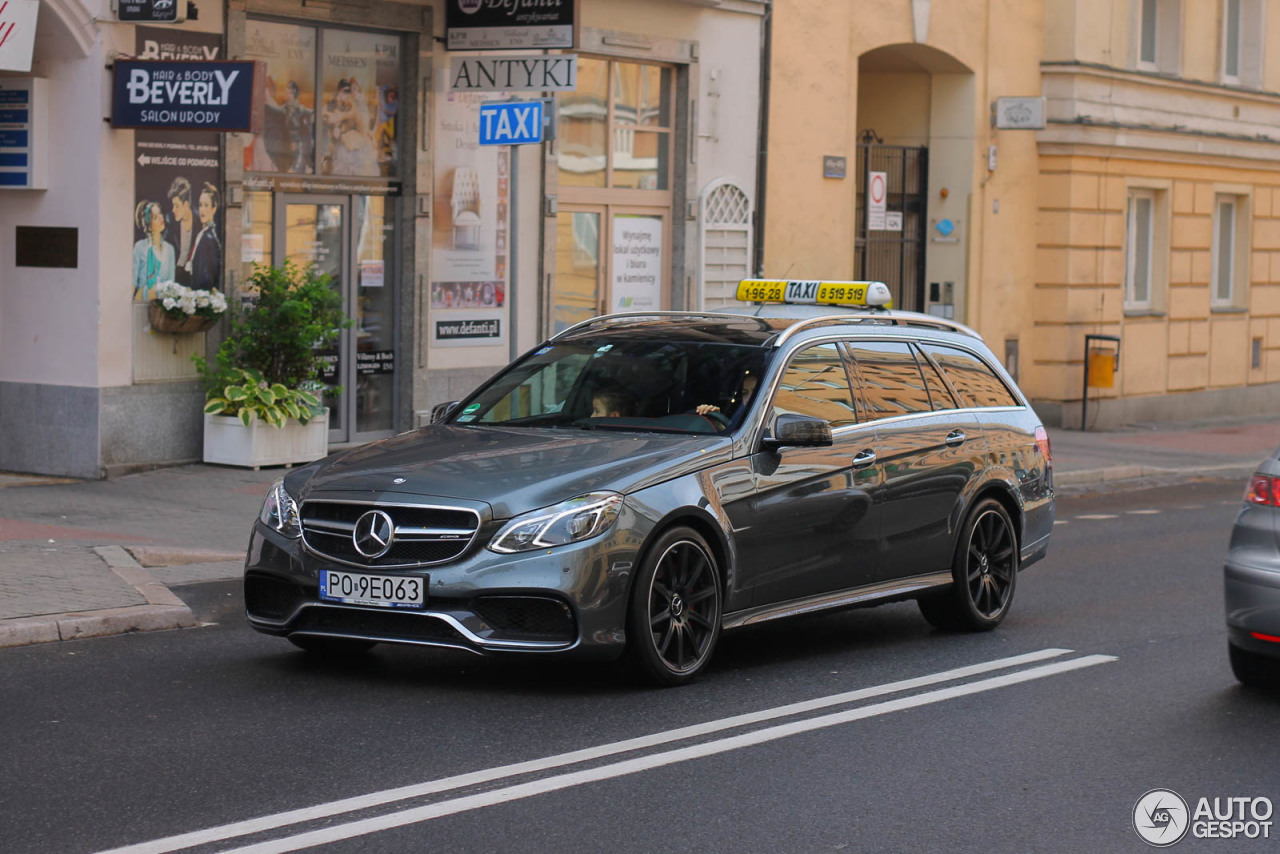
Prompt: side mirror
<box><xmin>431</xmin><ymin>400</ymin><xmax>461</xmax><ymax>424</ymax></box>
<box><xmin>763</xmin><ymin>414</ymin><xmax>833</xmax><ymax>449</ymax></box>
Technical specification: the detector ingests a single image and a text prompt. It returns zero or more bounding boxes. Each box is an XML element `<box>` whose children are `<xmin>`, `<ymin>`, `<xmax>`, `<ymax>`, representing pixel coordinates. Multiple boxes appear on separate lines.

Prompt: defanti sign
<box><xmin>111</xmin><ymin>60</ymin><xmax>264</xmax><ymax>132</ymax></box>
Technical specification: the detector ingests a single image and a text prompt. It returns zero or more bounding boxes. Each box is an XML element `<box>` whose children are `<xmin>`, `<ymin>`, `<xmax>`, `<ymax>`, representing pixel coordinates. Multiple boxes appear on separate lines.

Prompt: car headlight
<box><xmin>489</xmin><ymin>492</ymin><xmax>624</xmax><ymax>553</ymax></box>
<box><xmin>259</xmin><ymin>479</ymin><xmax>302</xmax><ymax>538</ymax></box>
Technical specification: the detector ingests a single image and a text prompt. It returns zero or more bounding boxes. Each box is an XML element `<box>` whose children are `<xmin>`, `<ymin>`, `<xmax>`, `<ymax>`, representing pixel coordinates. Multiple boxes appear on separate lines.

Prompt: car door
<box><xmin>726</xmin><ymin>342</ymin><xmax>883</xmax><ymax>607</ymax></box>
<box><xmin>843</xmin><ymin>339</ymin><xmax>985</xmax><ymax>583</ymax></box>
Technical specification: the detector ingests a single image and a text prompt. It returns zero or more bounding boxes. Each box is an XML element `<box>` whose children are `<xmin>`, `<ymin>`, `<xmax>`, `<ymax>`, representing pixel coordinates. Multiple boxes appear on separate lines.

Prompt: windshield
<box><xmin>451</xmin><ymin>338</ymin><xmax>770</xmax><ymax>435</ymax></box>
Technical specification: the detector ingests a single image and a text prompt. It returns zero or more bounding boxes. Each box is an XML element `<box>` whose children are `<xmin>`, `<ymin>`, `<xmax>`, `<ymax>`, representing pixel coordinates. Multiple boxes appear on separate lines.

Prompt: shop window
<box><xmin>557</xmin><ymin>58</ymin><xmax>673</xmax><ymax>192</ymax></box>
<box><xmin>243</xmin><ymin>20</ymin><xmax>401</xmax><ymax>179</ymax></box>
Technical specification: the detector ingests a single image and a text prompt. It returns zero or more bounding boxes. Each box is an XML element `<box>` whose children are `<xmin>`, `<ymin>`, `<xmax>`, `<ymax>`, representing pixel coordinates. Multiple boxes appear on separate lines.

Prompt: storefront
<box><xmin>0</xmin><ymin>0</ymin><xmax>766</xmax><ymax>478</ymax></box>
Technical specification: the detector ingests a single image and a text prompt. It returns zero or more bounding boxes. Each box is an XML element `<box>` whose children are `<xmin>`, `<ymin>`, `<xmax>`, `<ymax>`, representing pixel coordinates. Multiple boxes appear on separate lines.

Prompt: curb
<box><xmin>1053</xmin><ymin>461</ymin><xmax>1258</xmax><ymax>487</ymax></box>
<box><xmin>0</xmin><ymin>545</ymin><xmax>198</xmax><ymax>650</ymax></box>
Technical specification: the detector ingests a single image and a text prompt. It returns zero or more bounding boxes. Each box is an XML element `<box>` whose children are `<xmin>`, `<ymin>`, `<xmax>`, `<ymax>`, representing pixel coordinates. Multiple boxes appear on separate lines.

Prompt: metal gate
<box><xmin>855</xmin><ymin>144</ymin><xmax>928</xmax><ymax>311</ymax></box>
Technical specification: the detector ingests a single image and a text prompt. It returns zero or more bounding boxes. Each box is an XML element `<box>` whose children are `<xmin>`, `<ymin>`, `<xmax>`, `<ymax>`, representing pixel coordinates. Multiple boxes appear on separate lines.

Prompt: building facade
<box><xmin>0</xmin><ymin>0</ymin><xmax>765</xmax><ymax>478</ymax></box>
<box><xmin>1035</xmin><ymin>0</ymin><xmax>1280</xmax><ymax>427</ymax></box>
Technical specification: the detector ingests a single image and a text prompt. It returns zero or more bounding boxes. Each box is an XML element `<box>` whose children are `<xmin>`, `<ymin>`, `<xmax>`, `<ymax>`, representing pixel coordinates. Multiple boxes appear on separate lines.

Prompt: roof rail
<box><xmin>772</xmin><ymin>312</ymin><xmax>980</xmax><ymax>348</ymax></box>
<box><xmin>550</xmin><ymin>311</ymin><xmax>753</xmax><ymax>341</ymax></box>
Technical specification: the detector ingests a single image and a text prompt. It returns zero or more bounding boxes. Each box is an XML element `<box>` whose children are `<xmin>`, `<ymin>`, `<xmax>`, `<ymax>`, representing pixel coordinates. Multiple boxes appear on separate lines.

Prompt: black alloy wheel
<box><xmin>627</xmin><ymin>526</ymin><xmax>723</xmax><ymax>686</ymax></box>
<box><xmin>919</xmin><ymin>498</ymin><xmax>1018</xmax><ymax>631</ymax></box>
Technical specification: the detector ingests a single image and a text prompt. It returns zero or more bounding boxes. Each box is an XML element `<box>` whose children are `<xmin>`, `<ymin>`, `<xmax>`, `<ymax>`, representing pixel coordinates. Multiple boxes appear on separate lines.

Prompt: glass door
<box><xmin>552</xmin><ymin>206</ymin><xmax>605</xmax><ymax>333</ymax></box>
<box><xmin>277</xmin><ymin>193</ymin><xmax>398</xmax><ymax>445</ymax></box>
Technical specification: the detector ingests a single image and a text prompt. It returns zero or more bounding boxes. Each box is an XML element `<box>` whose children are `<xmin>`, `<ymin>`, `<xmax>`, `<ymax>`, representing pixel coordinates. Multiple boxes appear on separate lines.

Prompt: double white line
<box><xmin>98</xmin><ymin>648</ymin><xmax>1114</xmax><ymax>854</ymax></box>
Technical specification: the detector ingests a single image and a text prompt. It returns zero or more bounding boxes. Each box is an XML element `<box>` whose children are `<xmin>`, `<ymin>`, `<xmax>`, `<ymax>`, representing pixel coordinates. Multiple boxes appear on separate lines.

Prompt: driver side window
<box><xmin>770</xmin><ymin>343</ymin><xmax>858</xmax><ymax>428</ymax></box>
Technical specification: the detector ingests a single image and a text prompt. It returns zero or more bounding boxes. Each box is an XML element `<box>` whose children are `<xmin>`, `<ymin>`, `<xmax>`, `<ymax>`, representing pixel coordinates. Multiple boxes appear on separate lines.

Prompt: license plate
<box><xmin>319</xmin><ymin>569</ymin><xmax>426</xmax><ymax>609</ymax></box>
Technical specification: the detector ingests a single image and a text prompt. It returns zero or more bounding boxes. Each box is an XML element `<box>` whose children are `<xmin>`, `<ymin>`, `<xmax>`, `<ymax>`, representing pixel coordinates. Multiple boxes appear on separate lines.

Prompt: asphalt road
<box><xmin>3</xmin><ymin>478</ymin><xmax>1278</xmax><ymax>854</ymax></box>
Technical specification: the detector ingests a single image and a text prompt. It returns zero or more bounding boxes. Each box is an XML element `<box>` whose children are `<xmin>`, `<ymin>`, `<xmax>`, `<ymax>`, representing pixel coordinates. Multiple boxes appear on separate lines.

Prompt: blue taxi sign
<box><xmin>478</xmin><ymin>100</ymin><xmax>544</xmax><ymax>146</ymax></box>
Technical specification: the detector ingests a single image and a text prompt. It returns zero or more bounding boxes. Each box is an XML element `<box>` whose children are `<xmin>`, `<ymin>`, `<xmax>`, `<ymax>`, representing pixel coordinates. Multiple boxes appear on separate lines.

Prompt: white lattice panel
<box><xmin>699</xmin><ymin>181</ymin><xmax>753</xmax><ymax>310</ymax></box>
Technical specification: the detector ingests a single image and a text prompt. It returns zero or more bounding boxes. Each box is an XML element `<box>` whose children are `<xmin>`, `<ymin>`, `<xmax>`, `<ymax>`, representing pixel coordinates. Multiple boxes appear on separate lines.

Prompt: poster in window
<box><xmin>242</xmin><ymin>21</ymin><xmax>316</xmax><ymax>174</ymax></box>
<box><xmin>429</xmin><ymin>58</ymin><xmax>510</xmax><ymax>348</ymax></box>
<box><xmin>611</xmin><ymin>215</ymin><xmax>662</xmax><ymax>312</ymax></box>
<box><xmin>132</xmin><ymin>27</ymin><xmax>223</xmax><ymax>301</ymax></box>
<box><xmin>318</xmin><ymin>29</ymin><xmax>400</xmax><ymax>178</ymax></box>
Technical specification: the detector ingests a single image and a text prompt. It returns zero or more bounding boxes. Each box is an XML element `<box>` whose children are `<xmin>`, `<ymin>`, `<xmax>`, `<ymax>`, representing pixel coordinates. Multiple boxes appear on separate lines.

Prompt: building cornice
<box><xmin>1041</xmin><ymin>60</ymin><xmax>1280</xmax><ymax>105</ymax></box>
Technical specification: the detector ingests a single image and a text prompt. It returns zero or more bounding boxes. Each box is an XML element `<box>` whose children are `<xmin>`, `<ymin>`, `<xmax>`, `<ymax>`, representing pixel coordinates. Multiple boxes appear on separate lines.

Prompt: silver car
<box><xmin>1226</xmin><ymin>450</ymin><xmax>1280</xmax><ymax>686</ymax></box>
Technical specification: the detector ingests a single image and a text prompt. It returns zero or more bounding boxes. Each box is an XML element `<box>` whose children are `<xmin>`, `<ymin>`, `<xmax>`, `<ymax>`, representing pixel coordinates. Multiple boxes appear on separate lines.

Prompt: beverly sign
<box><xmin>111</xmin><ymin>59</ymin><xmax>263</xmax><ymax>131</ymax></box>
<box><xmin>451</xmin><ymin>55</ymin><xmax>576</xmax><ymax>92</ymax></box>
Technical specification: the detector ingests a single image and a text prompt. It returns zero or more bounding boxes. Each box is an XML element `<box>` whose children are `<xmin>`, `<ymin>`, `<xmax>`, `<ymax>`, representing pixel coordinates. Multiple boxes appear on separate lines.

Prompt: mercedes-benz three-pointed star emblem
<box><xmin>352</xmin><ymin>510</ymin><xmax>395</xmax><ymax>559</ymax></box>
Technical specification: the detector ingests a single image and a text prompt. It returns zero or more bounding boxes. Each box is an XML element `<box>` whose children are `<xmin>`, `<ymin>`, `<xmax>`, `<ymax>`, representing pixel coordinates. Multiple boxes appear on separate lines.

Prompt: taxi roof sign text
<box><xmin>737</xmin><ymin>279</ymin><xmax>894</xmax><ymax>309</ymax></box>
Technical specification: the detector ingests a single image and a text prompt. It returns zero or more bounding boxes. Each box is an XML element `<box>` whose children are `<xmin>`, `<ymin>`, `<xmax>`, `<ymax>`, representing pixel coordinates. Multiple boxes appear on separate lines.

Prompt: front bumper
<box><xmin>1225</xmin><ymin>559</ymin><xmax>1280</xmax><ymax>658</ymax></box>
<box><xmin>244</xmin><ymin>506</ymin><xmax>648</xmax><ymax>661</ymax></box>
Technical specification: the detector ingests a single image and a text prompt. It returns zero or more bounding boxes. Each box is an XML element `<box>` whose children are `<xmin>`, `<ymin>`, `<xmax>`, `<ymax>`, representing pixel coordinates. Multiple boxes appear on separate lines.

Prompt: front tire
<box><xmin>919</xmin><ymin>498</ymin><xmax>1018</xmax><ymax>631</ymax></box>
<box><xmin>626</xmin><ymin>526</ymin><xmax>723</xmax><ymax>686</ymax></box>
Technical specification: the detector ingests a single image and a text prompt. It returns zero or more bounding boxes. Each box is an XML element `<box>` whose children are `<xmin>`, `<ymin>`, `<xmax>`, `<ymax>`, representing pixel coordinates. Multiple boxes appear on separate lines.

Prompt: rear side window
<box><xmin>920</xmin><ymin>344</ymin><xmax>1020</xmax><ymax>408</ymax></box>
<box><xmin>771</xmin><ymin>343</ymin><xmax>859</xmax><ymax>428</ymax></box>
<box><xmin>915</xmin><ymin>345</ymin><xmax>958</xmax><ymax>411</ymax></box>
<box><xmin>844</xmin><ymin>340</ymin><xmax>934</xmax><ymax>420</ymax></box>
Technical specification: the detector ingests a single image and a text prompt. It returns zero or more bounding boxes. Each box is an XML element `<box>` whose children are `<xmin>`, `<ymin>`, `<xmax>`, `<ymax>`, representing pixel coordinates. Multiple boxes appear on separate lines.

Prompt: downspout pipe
<box><xmin>753</xmin><ymin>0</ymin><xmax>772</xmax><ymax>277</ymax></box>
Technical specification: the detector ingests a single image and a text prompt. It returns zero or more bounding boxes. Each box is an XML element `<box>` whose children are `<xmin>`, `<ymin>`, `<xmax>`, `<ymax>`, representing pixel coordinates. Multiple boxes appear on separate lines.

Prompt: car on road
<box><xmin>244</xmin><ymin>280</ymin><xmax>1055</xmax><ymax>684</ymax></box>
<box><xmin>1226</xmin><ymin>448</ymin><xmax>1280</xmax><ymax>686</ymax></box>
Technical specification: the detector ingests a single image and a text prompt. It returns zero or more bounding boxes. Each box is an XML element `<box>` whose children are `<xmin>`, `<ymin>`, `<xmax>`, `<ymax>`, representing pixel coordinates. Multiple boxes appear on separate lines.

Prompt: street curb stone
<box><xmin>0</xmin><ymin>546</ymin><xmax>198</xmax><ymax>649</ymax></box>
<box><xmin>1053</xmin><ymin>461</ymin><xmax>1257</xmax><ymax>487</ymax></box>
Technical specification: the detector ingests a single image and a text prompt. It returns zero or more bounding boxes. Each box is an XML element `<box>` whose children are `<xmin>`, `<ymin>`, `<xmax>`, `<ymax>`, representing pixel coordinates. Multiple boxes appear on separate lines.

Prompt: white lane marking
<box><xmin>1178</xmin><ymin>505</ymin><xmax>1204</xmax><ymax>510</ymax></box>
<box><xmin>1126</xmin><ymin>510</ymin><xmax>1161</xmax><ymax>515</ymax></box>
<box><xmin>1053</xmin><ymin>520</ymin><xmax>1068</xmax><ymax>526</ymax></box>
<box><xmin>96</xmin><ymin>648</ymin><xmax>1075</xmax><ymax>854</ymax></box>
<box><xmin>223</xmin><ymin>655</ymin><xmax>1118</xmax><ymax>854</ymax></box>
<box><xmin>1075</xmin><ymin>514</ymin><xmax>1119</xmax><ymax>520</ymax></box>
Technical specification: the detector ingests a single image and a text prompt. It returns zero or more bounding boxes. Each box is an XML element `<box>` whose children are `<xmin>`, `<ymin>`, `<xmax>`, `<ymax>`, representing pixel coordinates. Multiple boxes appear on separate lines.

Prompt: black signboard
<box><xmin>116</xmin><ymin>0</ymin><xmax>183</xmax><ymax>23</ymax></box>
<box><xmin>111</xmin><ymin>60</ymin><xmax>264</xmax><ymax>132</ymax></box>
<box><xmin>435</xmin><ymin>319</ymin><xmax>501</xmax><ymax>341</ymax></box>
<box><xmin>446</xmin><ymin>0</ymin><xmax>576</xmax><ymax>50</ymax></box>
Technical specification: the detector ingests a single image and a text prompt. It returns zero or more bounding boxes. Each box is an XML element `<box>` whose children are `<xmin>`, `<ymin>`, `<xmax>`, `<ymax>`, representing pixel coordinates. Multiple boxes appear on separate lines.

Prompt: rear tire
<box><xmin>288</xmin><ymin>636</ymin><xmax>377</xmax><ymax>657</ymax></box>
<box><xmin>626</xmin><ymin>526</ymin><xmax>723</xmax><ymax>686</ymax></box>
<box><xmin>1229</xmin><ymin>642</ymin><xmax>1280</xmax><ymax>688</ymax></box>
<box><xmin>918</xmin><ymin>498</ymin><xmax>1018</xmax><ymax>632</ymax></box>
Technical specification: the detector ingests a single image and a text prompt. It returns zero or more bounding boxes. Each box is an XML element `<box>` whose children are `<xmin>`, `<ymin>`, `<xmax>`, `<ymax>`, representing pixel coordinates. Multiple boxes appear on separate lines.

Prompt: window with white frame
<box><xmin>1222</xmin><ymin>0</ymin><xmax>1265</xmax><ymax>87</ymax></box>
<box><xmin>1223</xmin><ymin>0</ymin><xmax>1242</xmax><ymax>79</ymax></box>
<box><xmin>1126</xmin><ymin>190</ymin><xmax>1156</xmax><ymax>309</ymax></box>
<box><xmin>1212</xmin><ymin>194</ymin><xmax>1250</xmax><ymax>308</ymax></box>
<box><xmin>1137</xmin><ymin>0</ymin><xmax>1182</xmax><ymax>74</ymax></box>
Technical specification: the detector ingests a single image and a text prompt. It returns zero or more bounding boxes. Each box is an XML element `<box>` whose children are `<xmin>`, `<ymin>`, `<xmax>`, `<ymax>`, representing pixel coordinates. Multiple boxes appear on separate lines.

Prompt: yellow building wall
<box><xmin>763</xmin><ymin>0</ymin><xmax>1044</xmax><ymax>354</ymax></box>
<box><xmin>1034</xmin><ymin>154</ymin><xmax>1280</xmax><ymax>406</ymax></box>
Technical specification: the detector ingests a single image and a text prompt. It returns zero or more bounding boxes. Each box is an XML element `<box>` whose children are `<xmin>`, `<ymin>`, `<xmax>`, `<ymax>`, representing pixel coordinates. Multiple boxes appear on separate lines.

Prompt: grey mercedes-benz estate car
<box><xmin>245</xmin><ymin>305</ymin><xmax>1054</xmax><ymax>684</ymax></box>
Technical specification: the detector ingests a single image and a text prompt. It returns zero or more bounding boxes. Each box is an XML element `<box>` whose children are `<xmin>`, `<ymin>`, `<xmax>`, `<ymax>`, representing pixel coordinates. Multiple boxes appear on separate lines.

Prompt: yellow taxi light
<box><xmin>736</xmin><ymin>279</ymin><xmax>894</xmax><ymax>309</ymax></box>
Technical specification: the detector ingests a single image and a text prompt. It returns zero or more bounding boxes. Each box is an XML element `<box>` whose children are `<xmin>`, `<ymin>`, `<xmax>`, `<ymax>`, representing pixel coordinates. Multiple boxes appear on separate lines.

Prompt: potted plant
<box><xmin>194</xmin><ymin>262</ymin><xmax>349</xmax><ymax>469</ymax></box>
<box><xmin>149</xmin><ymin>282</ymin><xmax>228</xmax><ymax>334</ymax></box>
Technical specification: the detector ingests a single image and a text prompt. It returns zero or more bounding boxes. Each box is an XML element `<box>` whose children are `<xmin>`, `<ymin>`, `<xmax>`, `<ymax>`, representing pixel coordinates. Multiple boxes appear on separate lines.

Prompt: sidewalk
<box><xmin>1</xmin><ymin>413</ymin><xmax>1276</xmax><ymax>649</ymax></box>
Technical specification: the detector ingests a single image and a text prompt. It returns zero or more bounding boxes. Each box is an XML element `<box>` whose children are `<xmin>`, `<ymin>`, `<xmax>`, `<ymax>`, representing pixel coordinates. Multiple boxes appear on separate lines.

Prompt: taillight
<box><xmin>1250</xmin><ymin>631</ymin><xmax>1280</xmax><ymax>644</ymax></box>
<box><xmin>1245</xmin><ymin>474</ymin><xmax>1280</xmax><ymax>506</ymax></box>
<box><xmin>1034</xmin><ymin>426</ymin><xmax>1052</xmax><ymax>467</ymax></box>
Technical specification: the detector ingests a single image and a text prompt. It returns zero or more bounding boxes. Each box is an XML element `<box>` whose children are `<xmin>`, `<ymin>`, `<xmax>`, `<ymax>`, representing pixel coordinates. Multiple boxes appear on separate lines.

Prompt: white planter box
<box><xmin>203</xmin><ymin>410</ymin><xmax>329</xmax><ymax>469</ymax></box>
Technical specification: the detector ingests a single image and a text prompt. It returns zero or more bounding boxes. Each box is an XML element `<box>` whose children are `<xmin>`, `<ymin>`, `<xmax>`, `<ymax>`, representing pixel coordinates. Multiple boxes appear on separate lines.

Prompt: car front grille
<box><xmin>473</xmin><ymin>595</ymin><xmax>577</xmax><ymax>643</ymax></box>
<box><xmin>301</xmin><ymin>501</ymin><xmax>480</xmax><ymax>568</ymax></box>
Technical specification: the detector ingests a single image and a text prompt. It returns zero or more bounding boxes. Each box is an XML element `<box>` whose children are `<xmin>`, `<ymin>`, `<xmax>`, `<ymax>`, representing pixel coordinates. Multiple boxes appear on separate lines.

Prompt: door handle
<box><xmin>945</xmin><ymin>430</ymin><xmax>966</xmax><ymax>447</ymax></box>
<box><xmin>852</xmin><ymin>449</ymin><xmax>878</xmax><ymax>469</ymax></box>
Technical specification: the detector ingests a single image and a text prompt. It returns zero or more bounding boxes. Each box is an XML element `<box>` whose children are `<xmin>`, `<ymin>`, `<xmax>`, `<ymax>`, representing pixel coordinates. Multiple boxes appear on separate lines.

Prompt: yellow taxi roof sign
<box><xmin>736</xmin><ymin>279</ymin><xmax>894</xmax><ymax>309</ymax></box>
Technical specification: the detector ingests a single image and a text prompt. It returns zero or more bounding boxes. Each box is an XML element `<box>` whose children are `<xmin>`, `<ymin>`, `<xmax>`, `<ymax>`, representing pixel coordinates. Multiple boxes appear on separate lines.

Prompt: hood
<box><xmin>299</xmin><ymin>425</ymin><xmax>733</xmax><ymax>518</ymax></box>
